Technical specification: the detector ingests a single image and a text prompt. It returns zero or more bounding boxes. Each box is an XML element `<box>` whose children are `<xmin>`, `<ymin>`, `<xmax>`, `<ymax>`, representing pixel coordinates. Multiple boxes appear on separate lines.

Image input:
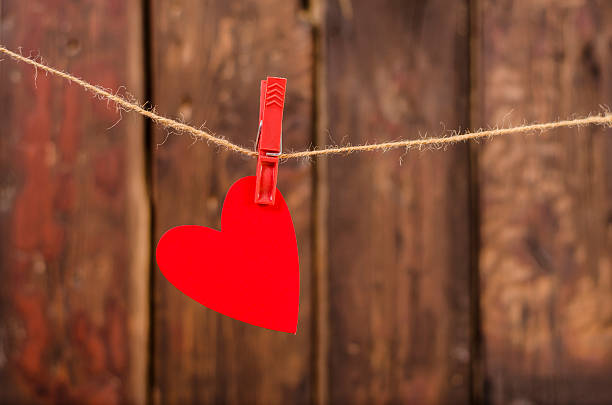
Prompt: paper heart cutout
<box><xmin>156</xmin><ymin>176</ymin><xmax>299</xmax><ymax>333</ymax></box>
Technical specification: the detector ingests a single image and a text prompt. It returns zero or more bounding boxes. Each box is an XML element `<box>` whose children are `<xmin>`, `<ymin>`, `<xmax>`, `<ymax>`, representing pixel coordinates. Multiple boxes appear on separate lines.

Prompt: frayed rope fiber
<box><xmin>2</xmin><ymin>46</ymin><xmax>611</xmax><ymax>160</ymax></box>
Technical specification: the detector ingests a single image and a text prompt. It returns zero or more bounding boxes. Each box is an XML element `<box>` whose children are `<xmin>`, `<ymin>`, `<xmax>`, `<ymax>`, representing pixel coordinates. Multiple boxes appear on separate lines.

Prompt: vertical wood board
<box><xmin>324</xmin><ymin>0</ymin><xmax>472</xmax><ymax>403</ymax></box>
<box><xmin>150</xmin><ymin>0</ymin><xmax>313</xmax><ymax>403</ymax></box>
<box><xmin>475</xmin><ymin>1</ymin><xmax>612</xmax><ymax>403</ymax></box>
<box><xmin>0</xmin><ymin>1</ymin><xmax>149</xmax><ymax>404</ymax></box>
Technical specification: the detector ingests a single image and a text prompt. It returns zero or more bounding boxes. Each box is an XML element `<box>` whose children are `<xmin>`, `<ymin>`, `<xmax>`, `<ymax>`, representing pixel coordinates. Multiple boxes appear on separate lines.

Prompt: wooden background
<box><xmin>1</xmin><ymin>0</ymin><xmax>611</xmax><ymax>404</ymax></box>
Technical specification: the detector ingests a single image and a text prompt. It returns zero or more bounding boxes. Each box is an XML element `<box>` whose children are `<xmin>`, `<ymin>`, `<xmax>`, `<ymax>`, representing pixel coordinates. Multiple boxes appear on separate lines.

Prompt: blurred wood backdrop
<box><xmin>1</xmin><ymin>0</ymin><xmax>611</xmax><ymax>404</ymax></box>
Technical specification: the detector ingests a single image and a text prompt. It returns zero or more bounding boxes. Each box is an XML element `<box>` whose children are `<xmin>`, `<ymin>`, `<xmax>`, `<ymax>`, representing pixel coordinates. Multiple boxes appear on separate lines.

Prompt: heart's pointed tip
<box><xmin>262</xmin><ymin>316</ymin><xmax>297</xmax><ymax>334</ymax></box>
<box><xmin>286</xmin><ymin>323</ymin><xmax>298</xmax><ymax>335</ymax></box>
<box><xmin>276</xmin><ymin>325</ymin><xmax>297</xmax><ymax>334</ymax></box>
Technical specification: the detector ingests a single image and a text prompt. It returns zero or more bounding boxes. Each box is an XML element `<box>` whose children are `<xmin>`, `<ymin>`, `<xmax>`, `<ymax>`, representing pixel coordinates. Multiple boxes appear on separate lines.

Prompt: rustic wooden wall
<box><xmin>0</xmin><ymin>0</ymin><xmax>149</xmax><ymax>404</ymax></box>
<box><xmin>474</xmin><ymin>1</ymin><xmax>612</xmax><ymax>404</ymax></box>
<box><xmin>1</xmin><ymin>0</ymin><xmax>611</xmax><ymax>404</ymax></box>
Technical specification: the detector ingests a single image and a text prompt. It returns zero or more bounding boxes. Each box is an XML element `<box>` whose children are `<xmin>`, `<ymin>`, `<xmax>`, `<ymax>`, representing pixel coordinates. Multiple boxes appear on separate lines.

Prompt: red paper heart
<box><xmin>156</xmin><ymin>176</ymin><xmax>299</xmax><ymax>333</ymax></box>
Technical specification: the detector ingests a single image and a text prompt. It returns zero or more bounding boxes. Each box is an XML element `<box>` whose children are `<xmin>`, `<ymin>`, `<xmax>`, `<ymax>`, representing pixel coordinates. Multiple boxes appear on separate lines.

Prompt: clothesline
<box><xmin>1</xmin><ymin>46</ymin><xmax>610</xmax><ymax>160</ymax></box>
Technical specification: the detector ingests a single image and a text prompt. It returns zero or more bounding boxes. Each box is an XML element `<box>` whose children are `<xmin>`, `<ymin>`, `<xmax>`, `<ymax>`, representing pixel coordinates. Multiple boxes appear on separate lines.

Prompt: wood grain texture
<box><xmin>150</xmin><ymin>0</ymin><xmax>313</xmax><ymax>403</ymax></box>
<box><xmin>324</xmin><ymin>0</ymin><xmax>472</xmax><ymax>403</ymax></box>
<box><xmin>0</xmin><ymin>1</ymin><xmax>149</xmax><ymax>404</ymax></box>
<box><xmin>475</xmin><ymin>1</ymin><xmax>612</xmax><ymax>403</ymax></box>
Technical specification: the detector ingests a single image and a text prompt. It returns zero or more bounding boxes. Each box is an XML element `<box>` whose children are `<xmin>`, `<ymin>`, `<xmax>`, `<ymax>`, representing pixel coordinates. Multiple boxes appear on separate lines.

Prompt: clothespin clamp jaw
<box><xmin>255</xmin><ymin>77</ymin><xmax>286</xmax><ymax>205</ymax></box>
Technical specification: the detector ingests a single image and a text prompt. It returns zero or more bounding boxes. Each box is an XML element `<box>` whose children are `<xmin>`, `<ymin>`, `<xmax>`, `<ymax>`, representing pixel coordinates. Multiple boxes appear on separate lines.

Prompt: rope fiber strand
<box><xmin>2</xmin><ymin>46</ymin><xmax>611</xmax><ymax>160</ymax></box>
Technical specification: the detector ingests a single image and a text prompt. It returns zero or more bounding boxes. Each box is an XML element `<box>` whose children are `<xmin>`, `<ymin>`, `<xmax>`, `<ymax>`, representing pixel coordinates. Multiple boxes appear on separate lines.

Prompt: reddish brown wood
<box><xmin>475</xmin><ymin>1</ymin><xmax>612</xmax><ymax>403</ymax></box>
<box><xmin>0</xmin><ymin>1</ymin><xmax>149</xmax><ymax>404</ymax></box>
<box><xmin>150</xmin><ymin>0</ymin><xmax>313</xmax><ymax>403</ymax></box>
<box><xmin>323</xmin><ymin>0</ymin><xmax>472</xmax><ymax>403</ymax></box>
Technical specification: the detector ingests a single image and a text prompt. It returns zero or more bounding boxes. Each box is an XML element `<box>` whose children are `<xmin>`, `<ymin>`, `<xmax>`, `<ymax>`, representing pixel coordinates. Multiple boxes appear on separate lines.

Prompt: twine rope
<box><xmin>2</xmin><ymin>46</ymin><xmax>611</xmax><ymax>160</ymax></box>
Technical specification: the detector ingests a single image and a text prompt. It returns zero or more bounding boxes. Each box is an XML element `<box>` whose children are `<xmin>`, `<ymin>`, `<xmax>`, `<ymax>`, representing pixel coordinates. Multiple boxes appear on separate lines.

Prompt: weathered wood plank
<box><xmin>150</xmin><ymin>0</ymin><xmax>313</xmax><ymax>403</ymax></box>
<box><xmin>323</xmin><ymin>0</ymin><xmax>472</xmax><ymax>403</ymax></box>
<box><xmin>0</xmin><ymin>1</ymin><xmax>149</xmax><ymax>404</ymax></box>
<box><xmin>475</xmin><ymin>1</ymin><xmax>612</xmax><ymax>403</ymax></box>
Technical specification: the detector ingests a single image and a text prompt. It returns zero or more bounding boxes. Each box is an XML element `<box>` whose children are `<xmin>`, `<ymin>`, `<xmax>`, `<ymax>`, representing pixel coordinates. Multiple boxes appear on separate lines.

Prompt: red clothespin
<box><xmin>255</xmin><ymin>77</ymin><xmax>286</xmax><ymax>205</ymax></box>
